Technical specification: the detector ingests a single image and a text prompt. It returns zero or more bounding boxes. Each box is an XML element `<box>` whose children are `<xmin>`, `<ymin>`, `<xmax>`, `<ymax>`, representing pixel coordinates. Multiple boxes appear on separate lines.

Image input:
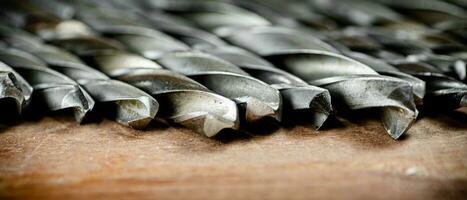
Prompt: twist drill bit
<box><xmin>328</xmin><ymin>28</ymin><xmax>467</xmax><ymax>82</ymax></box>
<box><xmin>293</xmin><ymin>0</ymin><xmax>402</xmax><ymax>27</ymax></box>
<box><xmin>415</xmin><ymin>73</ymin><xmax>467</xmax><ymax>110</ymax></box>
<box><xmin>447</xmin><ymin>0</ymin><xmax>467</xmax><ymax>8</ymax></box>
<box><xmin>375</xmin><ymin>0</ymin><xmax>467</xmax><ymax>25</ymax></box>
<box><xmin>0</xmin><ymin>47</ymin><xmax>94</xmax><ymax>122</ymax></box>
<box><xmin>340</xmin><ymin>50</ymin><xmax>426</xmax><ymax>104</ymax></box>
<box><xmin>388</xmin><ymin>60</ymin><xmax>467</xmax><ymax>110</ymax></box>
<box><xmin>142</xmin><ymin>0</ymin><xmax>272</xmax><ymax>33</ymax></box>
<box><xmin>69</xmin><ymin>8</ymin><xmax>283</xmax><ymax>122</ymax></box>
<box><xmin>68</xmin><ymin>46</ymin><xmax>239</xmax><ymax>137</ymax></box>
<box><xmin>222</xmin><ymin>0</ymin><xmax>337</xmax><ymax>30</ymax></box>
<box><xmin>21</xmin><ymin>14</ymin><xmax>240</xmax><ymax>136</ymax></box>
<box><xmin>0</xmin><ymin>61</ymin><xmax>32</xmax><ymax>114</ymax></box>
<box><xmin>81</xmin><ymin>2</ymin><xmax>333</xmax><ymax>128</ymax></box>
<box><xmin>105</xmin><ymin>0</ymin><xmax>229</xmax><ymax>47</ymax></box>
<box><xmin>154</xmin><ymin>0</ymin><xmax>418</xmax><ymax>138</ymax></box>
<box><xmin>197</xmin><ymin>45</ymin><xmax>332</xmax><ymax>129</ymax></box>
<box><xmin>1</xmin><ymin>30</ymin><xmax>160</xmax><ymax>129</ymax></box>
<box><xmin>434</xmin><ymin>20</ymin><xmax>467</xmax><ymax>43</ymax></box>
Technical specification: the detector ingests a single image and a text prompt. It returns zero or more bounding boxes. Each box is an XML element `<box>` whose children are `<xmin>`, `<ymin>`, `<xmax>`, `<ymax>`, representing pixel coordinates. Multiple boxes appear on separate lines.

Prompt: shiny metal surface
<box><xmin>0</xmin><ymin>25</ymin><xmax>159</xmax><ymax>129</ymax></box>
<box><xmin>71</xmin><ymin>7</ymin><xmax>282</xmax><ymax>122</ymax></box>
<box><xmin>149</xmin><ymin>1</ymin><xmax>420</xmax><ymax>139</ymax></box>
<box><xmin>0</xmin><ymin>61</ymin><xmax>32</xmax><ymax>114</ymax></box>
<box><xmin>0</xmin><ymin>47</ymin><xmax>94</xmax><ymax>123</ymax></box>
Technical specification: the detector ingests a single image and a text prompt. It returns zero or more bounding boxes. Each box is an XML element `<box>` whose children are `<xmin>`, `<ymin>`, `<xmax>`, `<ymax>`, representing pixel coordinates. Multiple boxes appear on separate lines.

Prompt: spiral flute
<box><xmin>0</xmin><ymin>27</ymin><xmax>160</xmax><ymax>129</ymax></box>
<box><xmin>13</xmin><ymin>9</ymin><xmax>240</xmax><ymax>136</ymax></box>
<box><xmin>0</xmin><ymin>61</ymin><xmax>33</xmax><ymax>114</ymax></box>
<box><xmin>151</xmin><ymin>0</ymin><xmax>419</xmax><ymax>139</ymax></box>
<box><xmin>0</xmin><ymin>47</ymin><xmax>94</xmax><ymax>123</ymax></box>
<box><xmin>70</xmin><ymin>6</ymin><xmax>283</xmax><ymax>122</ymax></box>
<box><xmin>197</xmin><ymin>45</ymin><xmax>333</xmax><ymax>129</ymax></box>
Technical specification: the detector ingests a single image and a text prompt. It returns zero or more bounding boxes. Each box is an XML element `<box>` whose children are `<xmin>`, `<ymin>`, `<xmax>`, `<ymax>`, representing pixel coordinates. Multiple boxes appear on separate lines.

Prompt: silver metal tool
<box><xmin>90</xmin><ymin>1</ymin><xmax>333</xmax><ymax>128</ymax></box>
<box><xmin>70</xmin><ymin>7</ymin><xmax>283</xmax><ymax>122</ymax></box>
<box><xmin>0</xmin><ymin>47</ymin><xmax>94</xmax><ymax>123</ymax></box>
<box><xmin>0</xmin><ymin>61</ymin><xmax>32</xmax><ymax>114</ymax></box>
<box><xmin>152</xmin><ymin>0</ymin><xmax>419</xmax><ymax>138</ymax></box>
<box><xmin>197</xmin><ymin>45</ymin><xmax>332</xmax><ymax>129</ymax></box>
<box><xmin>21</xmin><ymin>13</ymin><xmax>240</xmax><ymax>136</ymax></box>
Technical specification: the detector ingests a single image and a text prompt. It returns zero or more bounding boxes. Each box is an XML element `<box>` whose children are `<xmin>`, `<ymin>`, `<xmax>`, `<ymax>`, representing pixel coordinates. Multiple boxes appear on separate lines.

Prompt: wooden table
<box><xmin>0</xmin><ymin>108</ymin><xmax>466</xmax><ymax>200</ymax></box>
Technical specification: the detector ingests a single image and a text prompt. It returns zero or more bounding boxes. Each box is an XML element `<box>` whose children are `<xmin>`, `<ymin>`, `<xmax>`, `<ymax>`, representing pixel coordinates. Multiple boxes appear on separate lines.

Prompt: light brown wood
<box><xmin>0</xmin><ymin>108</ymin><xmax>466</xmax><ymax>200</ymax></box>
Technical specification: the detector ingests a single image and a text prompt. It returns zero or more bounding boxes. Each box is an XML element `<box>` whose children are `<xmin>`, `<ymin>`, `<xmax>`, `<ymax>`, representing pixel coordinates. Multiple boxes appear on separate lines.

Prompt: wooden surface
<box><xmin>0</xmin><ymin>108</ymin><xmax>466</xmax><ymax>200</ymax></box>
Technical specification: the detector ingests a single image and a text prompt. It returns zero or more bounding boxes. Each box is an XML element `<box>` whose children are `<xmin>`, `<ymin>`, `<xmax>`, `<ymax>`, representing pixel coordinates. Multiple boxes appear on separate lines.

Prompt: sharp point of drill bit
<box><xmin>342</xmin><ymin>51</ymin><xmax>426</xmax><ymax>103</ymax></box>
<box><xmin>0</xmin><ymin>46</ymin><xmax>94</xmax><ymax>123</ymax></box>
<box><xmin>0</xmin><ymin>61</ymin><xmax>33</xmax><ymax>111</ymax></box>
<box><xmin>312</xmin><ymin>75</ymin><xmax>418</xmax><ymax>139</ymax></box>
<box><xmin>114</xmin><ymin>68</ymin><xmax>240</xmax><ymax>137</ymax></box>
<box><xmin>198</xmin><ymin>45</ymin><xmax>333</xmax><ymax>129</ymax></box>
<box><xmin>69</xmin><ymin>12</ymin><xmax>284</xmax><ymax>123</ymax></box>
<box><xmin>0</xmin><ymin>64</ymin><xmax>26</xmax><ymax>114</ymax></box>
<box><xmin>155</xmin><ymin>51</ymin><xmax>283</xmax><ymax>122</ymax></box>
<box><xmin>45</xmin><ymin>24</ymin><xmax>240</xmax><ymax>135</ymax></box>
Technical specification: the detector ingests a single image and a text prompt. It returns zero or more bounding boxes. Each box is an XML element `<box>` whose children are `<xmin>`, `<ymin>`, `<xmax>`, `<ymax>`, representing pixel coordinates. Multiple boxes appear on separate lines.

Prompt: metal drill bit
<box><xmin>325</xmin><ymin>36</ymin><xmax>427</xmax><ymax>102</ymax></box>
<box><xmin>415</xmin><ymin>73</ymin><xmax>467</xmax><ymax>110</ymax></box>
<box><xmin>102</xmin><ymin>0</ymin><xmax>228</xmax><ymax>47</ymax></box>
<box><xmin>329</xmin><ymin>27</ymin><xmax>467</xmax><ymax>82</ymax></box>
<box><xmin>0</xmin><ymin>47</ymin><xmax>94</xmax><ymax>122</ymax></box>
<box><xmin>388</xmin><ymin>59</ymin><xmax>467</xmax><ymax>109</ymax></box>
<box><xmin>306</xmin><ymin>0</ymin><xmax>403</xmax><ymax>26</ymax></box>
<box><xmin>340</xmin><ymin>50</ymin><xmax>426</xmax><ymax>104</ymax></box>
<box><xmin>81</xmin><ymin>2</ymin><xmax>332</xmax><ymax>127</ymax></box>
<box><xmin>434</xmin><ymin>20</ymin><xmax>467</xmax><ymax>43</ymax></box>
<box><xmin>143</xmin><ymin>0</ymin><xmax>272</xmax><ymax>34</ymax></box>
<box><xmin>70</xmin><ymin>8</ymin><xmax>283</xmax><ymax>122</ymax></box>
<box><xmin>0</xmin><ymin>61</ymin><xmax>32</xmax><ymax>114</ymax></box>
<box><xmin>375</xmin><ymin>0</ymin><xmax>467</xmax><ymax>25</ymax></box>
<box><xmin>79</xmin><ymin>49</ymin><xmax>239</xmax><ymax>136</ymax></box>
<box><xmin>151</xmin><ymin>0</ymin><xmax>419</xmax><ymax>138</ymax></box>
<box><xmin>46</xmin><ymin>34</ymin><xmax>239</xmax><ymax>136</ymax></box>
<box><xmin>5</xmin><ymin>37</ymin><xmax>159</xmax><ymax>129</ymax></box>
<box><xmin>227</xmin><ymin>0</ymin><xmax>337</xmax><ymax>30</ymax></box>
<box><xmin>0</xmin><ymin>24</ymin><xmax>160</xmax><ymax>128</ymax></box>
<box><xmin>197</xmin><ymin>45</ymin><xmax>332</xmax><ymax>129</ymax></box>
<box><xmin>446</xmin><ymin>0</ymin><xmax>467</xmax><ymax>8</ymax></box>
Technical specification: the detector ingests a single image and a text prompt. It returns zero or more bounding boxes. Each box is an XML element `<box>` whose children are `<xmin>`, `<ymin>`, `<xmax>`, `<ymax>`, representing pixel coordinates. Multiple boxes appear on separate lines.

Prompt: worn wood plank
<box><xmin>0</xmin><ymin>108</ymin><xmax>466</xmax><ymax>200</ymax></box>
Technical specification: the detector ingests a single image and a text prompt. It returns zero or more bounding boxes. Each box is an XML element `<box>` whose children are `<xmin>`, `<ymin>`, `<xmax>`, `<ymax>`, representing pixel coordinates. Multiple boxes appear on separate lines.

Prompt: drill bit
<box><xmin>70</xmin><ymin>7</ymin><xmax>283</xmax><ymax>122</ymax></box>
<box><xmin>301</xmin><ymin>0</ymin><xmax>403</xmax><ymax>26</ymax></box>
<box><xmin>375</xmin><ymin>0</ymin><xmax>467</xmax><ymax>25</ymax></box>
<box><xmin>153</xmin><ymin>0</ymin><xmax>418</xmax><ymax>139</ymax></box>
<box><xmin>0</xmin><ymin>47</ymin><xmax>94</xmax><ymax>123</ymax></box>
<box><xmin>197</xmin><ymin>45</ymin><xmax>332</xmax><ymax>129</ymax></box>
<box><xmin>61</xmin><ymin>42</ymin><xmax>239</xmax><ymax>136</ymax></box>
<box><xmin>224</xmin><ymin>0</ymin><xmax>337</xmax><ymax>30</ymax></box>
<box><xmin>2</xmin><ymin>31</ymin><xmax>159</xmax><ymax>129</ymax></box>
<box><xmin>415</xmin><ymin>73</ymin><xmax>467</xmax><ymax>110</ymax></box>
<box><xmin>0</xmin><ymin>61</ymin><xmax>32</xmax><ymax>114</ymax></box>
<box><xmin>328</xmin><ymin>27</ymin><xmax>467</xmax><ymax>82</ymax></box>
<box><xmin>340</xmin><ymin>50</ymin><xmax>426</xmax><ymax>104</ymax></box>
<box><xmin>19</xmin><ymin>11</ymin><xmax>240</xmax><ymax>136</ymax></box>
<box><xmin>389</xmin><ymin>59</ymin><xmax>467</xmax><ymax>110</ymax></box>
<box><xmin>87</xmin><ymin>2</ymin><xmax>333</xmax><ymax>128</ymax></box>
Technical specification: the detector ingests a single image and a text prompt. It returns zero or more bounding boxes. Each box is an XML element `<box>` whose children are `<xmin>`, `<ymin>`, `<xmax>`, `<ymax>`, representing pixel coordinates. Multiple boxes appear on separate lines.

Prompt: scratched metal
<box><xmin>0</xmin><ymin>47</ymin><xmax>94</xmax><ymax>123</ymax></box>
<box><xmin>0</xmin><ymin>61</ymin><xmax>32</xmax><ymax>113</ymax></box>
<box><xmin>1</xmin><ymin>27</ymin><xmax>159</xmax><ymax>129</ymax></box>
<box><xmin>197</xmin><ymin>45</ymin><xmax>332</xmax><ymax>129</ymax></box>
<box><xmin>148</xmin><ymin>1</ymin><xmax>421</xmax><ymax>139</ymax></box>
<box><xmin>85</xmin><ymin>1</ymin><xmax>335</xmax><ymax>128</ymax></box>
<box><xmin>70</xmin><ymin>6</ymin><xmax>282</xmax><ymax>122</ymax></box>
<box><xmin>16</xmin><ymin>8</ymin><xmax>241</xmax><ymax>136</ymax></box>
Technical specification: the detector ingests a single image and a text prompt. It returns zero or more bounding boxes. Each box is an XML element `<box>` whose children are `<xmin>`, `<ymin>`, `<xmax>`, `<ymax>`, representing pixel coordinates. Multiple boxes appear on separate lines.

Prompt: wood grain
<box><xmin>0</xmin><ymin>108</ymin><xmax>466</xmax><ymax>200</ymax></box>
